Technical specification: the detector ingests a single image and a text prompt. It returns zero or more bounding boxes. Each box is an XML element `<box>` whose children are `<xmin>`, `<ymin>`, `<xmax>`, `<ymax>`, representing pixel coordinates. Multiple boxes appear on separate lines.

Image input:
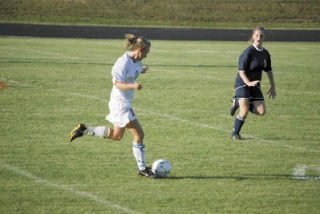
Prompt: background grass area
<box><xmin>0</xmin><ymin>0</ymin><xmax>320</xmax><ymax>29</ymax></box>
<box><xmin>0</xmin><ymin>37</ymin><xmax>320</xmax><ymax>213</ymax></box>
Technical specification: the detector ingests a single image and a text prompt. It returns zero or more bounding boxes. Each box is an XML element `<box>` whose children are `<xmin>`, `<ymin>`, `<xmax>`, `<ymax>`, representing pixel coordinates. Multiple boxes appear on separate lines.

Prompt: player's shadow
<box><xmin>167</xmin><ymin>174</ymin><xmax>293</xmax><ymax>181</ymax></box>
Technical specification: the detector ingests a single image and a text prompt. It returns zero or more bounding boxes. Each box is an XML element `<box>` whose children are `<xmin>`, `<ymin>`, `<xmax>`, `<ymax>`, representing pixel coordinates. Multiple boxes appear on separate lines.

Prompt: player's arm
<box><xmin>116</xmin><ymin>65</ymin><xmax>147</xmax><ymax>90</ymax></box>
<box><xmin>140</xmin><ymin>66</ymin><xmax>148</xmax><ymax>74</ymax></box>
<box><xmin>115</xmin><ymin>81</ymin><xmax>142</xmax><ymax>90</ymax></box>
<box><xmin>266</xmin><ymin>71</ymin><xmax>276</xmax><ymax>99</ymax></box>
<box><xmin>238</xmin><ymin>49</ymin><xmax>259</xmax><ymax>87</ymax></box>
<box><xmin>238</xmin><ymin>70</ymin><xmax>260</xmax><ymax>87</ymax></box>
<box><xmin>112</xmin><ymin>59</ymin><xmax>142</xmax><ymax>90</ymax></box>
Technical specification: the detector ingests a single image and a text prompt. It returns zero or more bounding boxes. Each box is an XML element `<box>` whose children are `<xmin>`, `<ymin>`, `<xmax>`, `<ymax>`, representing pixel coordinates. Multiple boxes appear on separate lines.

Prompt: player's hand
<box><xmin>134</xmin><ymin>82</ymin><xmax>142</xmax><ymax>90</ymax></box>
<box><xmin>141</xmin><ymin>66</ymin><xmax>148</xmax><ymax>73</ymax></box>
<box><xmin>246</xmin><ymin>80</ymin><xmax>260</xmax><ymax>87</ymax></box>
<box><xmin>267</xmin><ymin>87</ymin><xmax>276</xmax><ymax>99</ymax></box>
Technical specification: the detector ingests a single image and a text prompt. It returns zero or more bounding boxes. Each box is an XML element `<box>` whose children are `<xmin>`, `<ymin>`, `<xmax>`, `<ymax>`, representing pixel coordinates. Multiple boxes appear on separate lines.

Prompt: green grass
<box><xmin>0</xmin><ymin>37</ymin><xmax>320</xmax><ymax>213</ymax></box>
<box><xmin>1</xmin><ymin>0</ymin><xmax>320</xmax><ymax>29</ymax></box>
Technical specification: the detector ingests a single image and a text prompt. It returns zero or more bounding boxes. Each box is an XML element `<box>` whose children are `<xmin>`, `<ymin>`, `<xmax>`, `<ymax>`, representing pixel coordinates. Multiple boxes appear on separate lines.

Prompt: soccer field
<box><xmin>0</xmin><ymin>37</ymin><xmax>319</xmax><ymax>213</ymax></box>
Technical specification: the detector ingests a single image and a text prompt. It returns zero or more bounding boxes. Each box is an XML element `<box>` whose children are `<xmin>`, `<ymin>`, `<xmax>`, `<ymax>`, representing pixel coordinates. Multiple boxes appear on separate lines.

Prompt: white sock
<box><xmin>132</xmin><ymin>143</ymin><xmax>146</xmax><ymax>170</ymax></box>
<box><xmin>85</xmin><ymin>126</ymin><xmax>109</xmax><ymax>138</ymax></box>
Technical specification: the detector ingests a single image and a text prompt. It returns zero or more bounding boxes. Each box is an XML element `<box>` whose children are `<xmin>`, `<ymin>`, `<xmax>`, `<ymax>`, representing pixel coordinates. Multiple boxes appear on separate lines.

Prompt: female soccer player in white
<box><xmin>68</xmin><ymin>34</ymin><xmax>157</xmax><ymax>178</ymax></box>
<box><xmin>230</xmin><ymin>27</ymin><xmax>276</xmax><ymax>140</ymax></box>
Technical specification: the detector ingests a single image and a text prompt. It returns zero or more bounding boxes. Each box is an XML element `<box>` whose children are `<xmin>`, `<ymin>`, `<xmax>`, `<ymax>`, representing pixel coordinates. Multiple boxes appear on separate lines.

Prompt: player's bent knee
<box><xmin>239</xmin><ymin>110</ymin><xmax>249</xmax><ymax>118</ymax></box>
<box><xmin>239</xmin><ymin>107</ymin><xmax>249</xmax><ymax>118</ymax></box>
<box><xmin>115</xmin><ymin>136</ymin><xmax>123</xmax><ymax>141</ymax></box>
<box><xmin>110</xmin><ymin>131</ymin><xmax>124</xmax><ymax>141</ymax></box>
<box><xmin>112</xmin><ymin>134</ymin><xmax>123</xmax><ymax>141</ymax></box>
<box><xmin>256</xmin><ymin>108</ymin><xmax>266</xmax><ymax>116</ymax></box>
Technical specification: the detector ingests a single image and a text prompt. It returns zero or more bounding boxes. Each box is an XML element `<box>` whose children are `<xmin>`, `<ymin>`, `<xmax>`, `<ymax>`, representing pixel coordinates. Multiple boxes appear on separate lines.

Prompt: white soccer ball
<box><xmin>152</xmin><ymin>159</ymin><xmax>171</xmax><ymax>178</ymax></box>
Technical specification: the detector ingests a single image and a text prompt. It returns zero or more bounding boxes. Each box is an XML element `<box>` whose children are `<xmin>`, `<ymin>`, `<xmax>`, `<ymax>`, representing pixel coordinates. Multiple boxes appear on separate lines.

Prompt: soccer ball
<box><xmin>152</xmin><ymin>159</ymin><xmax>171</xmax><ymax>178</ymax></box>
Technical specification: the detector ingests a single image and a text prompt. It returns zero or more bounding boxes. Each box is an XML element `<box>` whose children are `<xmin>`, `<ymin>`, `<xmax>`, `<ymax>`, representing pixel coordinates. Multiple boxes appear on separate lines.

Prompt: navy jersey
<box><xmin>235</xmin><ymin>45</ymin><xmax>272</xmax><ymax>88</ymax></box>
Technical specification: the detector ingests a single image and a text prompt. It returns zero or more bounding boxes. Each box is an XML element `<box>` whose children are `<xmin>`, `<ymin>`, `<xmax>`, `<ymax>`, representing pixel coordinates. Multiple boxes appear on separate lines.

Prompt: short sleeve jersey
<box><xmin>235</xmin><ymin>45</ymin><xmax>272</xmax><ymax>87</ymax></box>
<box><xmin>109</xmin><ymin>52</ymin><xmax>143</xmax><ymax>103</ymax></box>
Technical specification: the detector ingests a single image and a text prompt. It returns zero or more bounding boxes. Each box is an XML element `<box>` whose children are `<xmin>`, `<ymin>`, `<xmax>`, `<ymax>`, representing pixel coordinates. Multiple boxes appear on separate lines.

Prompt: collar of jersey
<box><xmin>253</xmin><ymin>44</ymin><xmax>264</xmax><ymax>52</ymax></box>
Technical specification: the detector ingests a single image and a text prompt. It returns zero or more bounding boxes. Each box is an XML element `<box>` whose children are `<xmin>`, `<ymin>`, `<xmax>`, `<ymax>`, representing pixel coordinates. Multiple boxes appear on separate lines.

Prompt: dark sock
<box><xmin>233</xmin><ymin>97</ymin><xmax>239</xmax><ymax>108</ymax></box>
<box><xmin>249</xmin><ymin>102</ymin><xmax>256</xmax><ymax>114</ymax></box>
<box><xmin>232</xmin><ymin>115</ymin><xmax>245</xmax><ymax>135</ymax></box>
<box><xmin>235</xmin><ymin>99</ymin><xmax>239</xmax><ymax>108</ymax></box>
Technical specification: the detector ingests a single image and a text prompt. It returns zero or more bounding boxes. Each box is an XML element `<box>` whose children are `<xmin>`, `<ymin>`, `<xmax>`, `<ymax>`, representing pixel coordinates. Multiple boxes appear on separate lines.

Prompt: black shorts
<box><xmin>234</xmin><ymin>85</ymin><xmax>264</xmax><ymax>101</ymax></box>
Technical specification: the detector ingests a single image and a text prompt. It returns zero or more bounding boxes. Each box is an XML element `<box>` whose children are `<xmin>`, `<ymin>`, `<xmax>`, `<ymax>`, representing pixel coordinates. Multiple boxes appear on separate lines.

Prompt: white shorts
<box><xmin>106</xmin><ymin>101</ymin><xmax>137</xmax><ymax>128</ymax></box>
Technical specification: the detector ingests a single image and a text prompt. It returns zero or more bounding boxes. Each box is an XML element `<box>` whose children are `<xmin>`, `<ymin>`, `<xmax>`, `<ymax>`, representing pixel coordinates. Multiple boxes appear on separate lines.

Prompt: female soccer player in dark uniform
<box><xmin>230</xmin><ymin>27</ymin><xmax>276</xmax><ymax>140</ymax></box>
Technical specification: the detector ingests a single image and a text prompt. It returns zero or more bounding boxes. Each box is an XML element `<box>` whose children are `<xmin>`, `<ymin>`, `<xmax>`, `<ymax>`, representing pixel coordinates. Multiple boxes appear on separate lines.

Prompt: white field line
<box><xmin>151</xmin><ymin>49</ymin><xmax>219</xmax><ymax>54</ymax></box>
<box><xmin>3</xmin><ymin>46</ymin><xmax>320</xmax><ymax>96</ymax></box>
<box><xmin>293</xmin><ymin>165</ymin><xmax>320</xmax><ymax>180</ymax></box>
<box><xmin>143</xmin><ymin>109</ymin><xmax>320</xmax><ymax>153</ymax></box>
<box><xmin>202</xmin><ymin>75</ymin><xmax>320</xmax><ymax>96</ymax></box>
<box><xmin>155</xmin><ymin>70</ymin><xmax>320</xmax><ymax>96</ymax></box>
<box><xmin>5</xmin><ymin>79</ymin><xmax>320</xmax><ymax>153</ymax></box>
<box><xmin>0</xmin><ymin>160</ymin><xmax>140</xmax><ymax>214</ymax></box>
<box><xmin>4</xmin><ymin>46</ymin><xmax>83</xmax><ymax>61</ymax></box>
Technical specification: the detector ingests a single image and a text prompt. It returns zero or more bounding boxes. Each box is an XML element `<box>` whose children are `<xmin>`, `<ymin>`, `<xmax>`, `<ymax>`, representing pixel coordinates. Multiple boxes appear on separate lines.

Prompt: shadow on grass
<box><xmin>166</xmin><ymin>174</ymin><xmax>293</xmax><ymax>181</ymax></box>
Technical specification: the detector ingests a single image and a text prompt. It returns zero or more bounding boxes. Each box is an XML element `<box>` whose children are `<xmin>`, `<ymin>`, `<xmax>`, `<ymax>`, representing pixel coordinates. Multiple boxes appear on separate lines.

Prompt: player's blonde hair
<box><xmin>125</xmin><ymin>34</ymin><xmax>151</xmax><ymax>52</ymax></box>
<box><xmin>249</xmin><ymin>27</ymin><xmax>265</xmax><ymax>44</ymax></box>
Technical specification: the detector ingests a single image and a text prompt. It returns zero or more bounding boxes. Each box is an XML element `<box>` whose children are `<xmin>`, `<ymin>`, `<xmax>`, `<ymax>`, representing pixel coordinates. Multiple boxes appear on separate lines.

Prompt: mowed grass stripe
<box><xmin>6</xmin><ymin>79</ymin><xmax>320</xmax><ymax>153</ymax></box>
<box><xmin>1</xmin><ymin>37</ymin><xmax>319</xmax><ymax>213</ymax></box>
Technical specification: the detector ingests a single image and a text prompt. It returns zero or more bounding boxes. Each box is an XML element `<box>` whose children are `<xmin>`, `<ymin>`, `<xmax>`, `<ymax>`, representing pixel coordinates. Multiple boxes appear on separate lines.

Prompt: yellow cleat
<box><xmin>68</xmin><ymin>123</ymin><xmax>87</xmax><ymax>142</ymax></box>
<box><xmin>231</xmin><ymin>134</ymin><xmax>242</xmax><ymax>140</ymax></box>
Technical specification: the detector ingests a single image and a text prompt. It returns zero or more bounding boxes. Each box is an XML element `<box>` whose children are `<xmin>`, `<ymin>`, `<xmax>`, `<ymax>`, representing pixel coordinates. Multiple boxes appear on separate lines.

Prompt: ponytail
<box><xmin>125</xmin><ymin>34</ymin><xmax>137</xmax><ymax>49</ymax></box>
<box><xmin>124</xmin><ymin>34</ymin><xmax>151</xmax><ymax>51</ymax></box>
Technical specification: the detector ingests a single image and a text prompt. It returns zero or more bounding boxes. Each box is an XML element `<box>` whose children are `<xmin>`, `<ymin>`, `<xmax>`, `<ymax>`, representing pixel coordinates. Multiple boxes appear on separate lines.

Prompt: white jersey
<box><xmin>109</xmin><ymin>52</ymin><xmax>143</xmax><ymax>103</ymax></box>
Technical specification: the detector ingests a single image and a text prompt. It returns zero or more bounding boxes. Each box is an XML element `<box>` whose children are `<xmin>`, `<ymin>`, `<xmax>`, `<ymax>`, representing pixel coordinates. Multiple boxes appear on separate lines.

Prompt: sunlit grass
<box><xmin>0</xmin><ymin>37</ymin><xmax>319</xmax><ymax>213</ymax></box>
